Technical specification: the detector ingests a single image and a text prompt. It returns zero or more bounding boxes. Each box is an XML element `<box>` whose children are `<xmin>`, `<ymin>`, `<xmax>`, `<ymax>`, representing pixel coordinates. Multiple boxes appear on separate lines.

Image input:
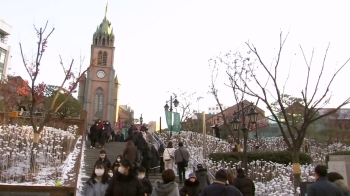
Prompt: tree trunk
<box><xmin>30</xmin><ymin>132</ymin><xmax>40</xmax><ymax>171</ymax></box>
<box><xmin>292</xmin><ymin>149</ymin><xmax>301</xmax><ymax>190</ymax></box>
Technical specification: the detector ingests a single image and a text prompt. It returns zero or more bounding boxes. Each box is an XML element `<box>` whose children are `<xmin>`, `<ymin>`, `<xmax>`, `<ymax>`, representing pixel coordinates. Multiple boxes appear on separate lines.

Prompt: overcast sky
<box><xmin>1</xmin><ymin>0</ymin><xmax>350</xmax><ymax>125</ymax></box>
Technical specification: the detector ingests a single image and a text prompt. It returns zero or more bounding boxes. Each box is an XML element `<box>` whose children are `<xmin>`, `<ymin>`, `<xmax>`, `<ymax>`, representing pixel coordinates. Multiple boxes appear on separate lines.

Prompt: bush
<box><xmin>209</xmin><ymin>151</ymin><xmax>313</xmax><ymax>165</ymax></box>
<box><xmin>326</xmin><ymin>151</ymin><xmax>350</xmax><ymax>163</ymax></box>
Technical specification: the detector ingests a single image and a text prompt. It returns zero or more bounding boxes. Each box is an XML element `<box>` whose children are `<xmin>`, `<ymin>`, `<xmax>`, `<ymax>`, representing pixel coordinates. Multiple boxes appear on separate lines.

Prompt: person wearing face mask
<box><xmin>179</xmin><ymin>173</ymin><xmax>200</xmax><ymax>196</ymax></box>
<box><xmin>138</xmin><ymin>166</ymin><xmax>152</xmax><ymax>196</ymax></box>
<box><xmin>105</xmin><ymin>159</ymin><xmax>144</xmax><ymax>196</ymax></box>
<box><xmin>113</xmin><ymin>155</ymin><xmax>123</xmax><ymax>166</ymax></box>
<box><xmin>83</xmin><ymin>161</ymin><xmax>110</xmax><ymax>196</ymax></box>
<box><xmin>96</xmin><ymin>150</ymin><xmax>112</xmax><ymax>170</ymax></box>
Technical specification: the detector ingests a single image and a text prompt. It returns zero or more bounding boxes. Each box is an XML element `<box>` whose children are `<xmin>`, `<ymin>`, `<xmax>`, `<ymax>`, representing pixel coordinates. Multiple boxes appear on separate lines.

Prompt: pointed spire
<box><xmin>105</xmin><ymin>2</ymin><xmax>108</xmax><ymax>18</ymax></box>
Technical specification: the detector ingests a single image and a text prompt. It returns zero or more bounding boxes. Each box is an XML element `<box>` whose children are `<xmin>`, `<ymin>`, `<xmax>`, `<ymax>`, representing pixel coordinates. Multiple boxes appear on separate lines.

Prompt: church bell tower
<box><xmin>78</xmin><ymin>4</ymin><xmax>120</xmax><ymax>124</ymax></box>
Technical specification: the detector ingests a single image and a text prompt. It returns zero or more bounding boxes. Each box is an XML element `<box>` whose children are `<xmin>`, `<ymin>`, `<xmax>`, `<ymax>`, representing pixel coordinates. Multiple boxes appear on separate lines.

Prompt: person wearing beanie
<box><xmin>232</xmin><ymin>168</ymin><xmax>255</xmax><ymax>196</ymax></box>
<box><xmin>179</xmin><ymin>173</ymin><xmax>200</xmax><ymax>196</ymax></box>
<box><xmin>200</xmin><ymin>169</ymin><xmax>242</xmax><ymax>196</ymax></box>
<box><xmin>195</xmin><ymin>164</ymin><xmax>210</xmax><ymax>192</ymax></box>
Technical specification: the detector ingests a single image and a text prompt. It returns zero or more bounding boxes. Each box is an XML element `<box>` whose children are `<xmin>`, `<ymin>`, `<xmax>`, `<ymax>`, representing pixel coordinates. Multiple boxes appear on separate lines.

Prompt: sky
<box><xmin>1</xmin><ymin>0</ymin><xmax>350</xmax><ymax>126</ymax></box>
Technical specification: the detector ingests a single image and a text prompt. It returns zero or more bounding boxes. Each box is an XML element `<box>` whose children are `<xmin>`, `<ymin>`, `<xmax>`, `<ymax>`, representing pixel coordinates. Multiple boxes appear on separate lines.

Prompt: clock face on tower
<box><xmin>97</xmin><ymin>70</ymin><xmax>105</xmax><ymax>78</ymax></box>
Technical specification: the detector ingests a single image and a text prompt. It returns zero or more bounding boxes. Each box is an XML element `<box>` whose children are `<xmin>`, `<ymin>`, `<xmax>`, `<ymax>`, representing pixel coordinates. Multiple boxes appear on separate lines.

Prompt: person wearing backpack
<box><xmin>174</xmin><ymin>142</ymin><xmax>190</xmax><ymax>185</ymax></box>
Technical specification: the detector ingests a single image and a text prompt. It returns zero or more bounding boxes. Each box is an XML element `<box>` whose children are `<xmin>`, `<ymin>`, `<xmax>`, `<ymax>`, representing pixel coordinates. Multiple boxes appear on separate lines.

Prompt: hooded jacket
<box><xmin>151</xmin><ymin>180</ymin><xmax>179</xmax><ymax>196</ymax></box>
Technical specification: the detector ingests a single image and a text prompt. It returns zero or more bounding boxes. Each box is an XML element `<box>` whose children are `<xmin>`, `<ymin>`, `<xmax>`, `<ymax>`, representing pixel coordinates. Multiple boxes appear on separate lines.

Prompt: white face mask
<box><xmin>108</xmin><ymin>173</ymin><xmax>113</xmax><ymax>177</ymax></box>
<box><xmin>118</xmin><ymin>167</ymin><xmax>125</xmax><ymax>174</ymax></box>
<box><xmin>95</xmin><ymin>169</ymin><xmax>105</xmax><ymax>177</ymax></box>
<box><xmin>138</xmin><ymin>174</ymin><xmax>145</xmax><ymax>179</ymax></box>
<box><xmin>117</xmin><ymin>158</ymin><xmax>121</xmax><ymax>162</ymax></box>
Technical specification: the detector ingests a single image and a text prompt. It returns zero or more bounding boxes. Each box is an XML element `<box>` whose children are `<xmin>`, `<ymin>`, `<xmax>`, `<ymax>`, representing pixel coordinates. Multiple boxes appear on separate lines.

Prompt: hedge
<box><xmin>326</xmin><ymin>151</ymin><xmax>350</xmax><ymax>163</ymax></box>
<box><xmin>209</xmin><ymin>151</ymin><xmax>313</xmax><ymax>165</ymax></box>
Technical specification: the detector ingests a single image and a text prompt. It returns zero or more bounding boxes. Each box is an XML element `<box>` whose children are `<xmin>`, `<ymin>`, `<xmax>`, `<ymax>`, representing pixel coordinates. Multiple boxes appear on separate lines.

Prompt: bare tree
<box><xmin>171</xmin><ymin>89</ymin><xmax>197</xmax><ymax>124</ymax></box>
<box><xmin>19</xmin><ymin>21</ymin><xmax>94</xmax><ymax>150</ymax></box>
<box><xmin>228</xmin><ymin>32</ymin><xmax>350</xmax><ymax>188</ymax></box>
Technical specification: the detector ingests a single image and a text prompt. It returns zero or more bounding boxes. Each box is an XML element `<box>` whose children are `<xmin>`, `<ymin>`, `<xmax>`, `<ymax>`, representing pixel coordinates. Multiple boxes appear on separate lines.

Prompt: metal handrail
<box><xmin>149</xmin><ymin>131</ymin><xmax>216</xmax><ymax>181</ymax></box>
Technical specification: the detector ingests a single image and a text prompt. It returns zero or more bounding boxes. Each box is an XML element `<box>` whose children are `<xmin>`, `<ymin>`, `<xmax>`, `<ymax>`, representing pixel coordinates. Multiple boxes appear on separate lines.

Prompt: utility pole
<box><xmin>202</xmin><ymin>111</ymin><xmax>206</xmax><ymax>160</ymax></box>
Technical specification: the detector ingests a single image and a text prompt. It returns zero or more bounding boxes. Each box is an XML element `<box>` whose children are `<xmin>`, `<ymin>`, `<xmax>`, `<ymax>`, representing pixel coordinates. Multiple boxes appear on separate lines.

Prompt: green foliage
<box><xmin>326</xmin><ymin>151</ymin><xmax>350</xmax><ymax>163</ymax></box>
<box><xmin>44</xmin><ymin>85</ymin><xmax>82</xmax><ymax>119</ymax></box>
<box><xmin>209</xmin><ymin>151</ymin><xmax>313</xmax><ymax>165</ymax></box>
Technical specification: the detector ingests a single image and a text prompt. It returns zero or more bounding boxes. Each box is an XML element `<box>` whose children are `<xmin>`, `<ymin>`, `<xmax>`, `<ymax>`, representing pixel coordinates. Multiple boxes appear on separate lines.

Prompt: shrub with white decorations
<box><xmin>0</xmin><ymin>125</ymin><xmax>81</xmax><ymax>186</ymax></box>
<box><xmin>153</xmin><ymin>131</ymin><xmax>350</xmax><ymax>195</ymax></box>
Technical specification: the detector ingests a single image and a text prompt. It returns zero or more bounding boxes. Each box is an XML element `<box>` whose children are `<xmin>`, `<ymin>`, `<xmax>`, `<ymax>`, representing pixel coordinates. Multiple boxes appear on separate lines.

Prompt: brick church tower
<box><xmin>78</xmin><ymin>5</ymin><xmax>120</xmax><ymax>125</ymax></box>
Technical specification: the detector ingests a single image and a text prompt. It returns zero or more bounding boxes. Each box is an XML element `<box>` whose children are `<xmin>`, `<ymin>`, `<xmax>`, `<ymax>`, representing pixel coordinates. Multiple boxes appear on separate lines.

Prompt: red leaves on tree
<box><xmin>0</xmin><ymin>76</ymin><xmax>30</xmax><ymax>111</ymax></box>
<box><xmin>33</xmin><ymin>82</ymin><xmax>46</xmax><ymax>103</ymax></box>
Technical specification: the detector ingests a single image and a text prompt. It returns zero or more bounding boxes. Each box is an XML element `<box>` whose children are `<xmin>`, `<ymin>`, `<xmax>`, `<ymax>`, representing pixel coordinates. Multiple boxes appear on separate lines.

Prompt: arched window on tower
<box><xmin>102</xmin><ymin>51</ymin><xmax>107</xmax><ymax>66</ymax></box>
<box><xmin>94</xmin><ymin>88</ymin><xmax>104</xmax><ymax>119</ymax></box>
<box><xmin>102</xmin><ymin>38</ymin><xmax>105</xmax><ymax>46</ymax></box>
<box><xmin>94</xmin><ymin>38</ymin><xmax>98</xmax><ymax>45</ymax></box>
<box><xmin>97</xmin><ymin>51</ymin><xmax>102</xmax><ymax>66</ymax></box>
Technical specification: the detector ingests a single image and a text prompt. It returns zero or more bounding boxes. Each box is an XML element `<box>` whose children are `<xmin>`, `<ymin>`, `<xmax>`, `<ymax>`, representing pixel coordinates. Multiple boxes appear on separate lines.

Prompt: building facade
<box><xmin>0</xmin><ymin>20</ymin><xmax>12</xmax><ymax>80</ymax></box>
<box><xmin>77</xmin><ymin>8</ymin><xmax>120</xmax><ymax>124</ymax></box>
<box><xmin>207</xmin><ymin>104</ymin><xmax>229</xmax><ymax>115</ymax></box>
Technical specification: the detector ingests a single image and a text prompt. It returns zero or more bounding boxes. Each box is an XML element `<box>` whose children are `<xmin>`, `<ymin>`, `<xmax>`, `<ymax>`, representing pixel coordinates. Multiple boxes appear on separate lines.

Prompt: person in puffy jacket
<box><xmin>105</xmin><ymin>159</ymin><xmax>143</xmax><ymax>196</ymax></box>
<box><xmin>232</xmin><ymin>168</ymin><xmax>255</xmax><ymax>196</ymax></box>
<box><xmin>180</xmin><ymin>173</ymin><xmax>200</xmax><ymax>196</ymax></box>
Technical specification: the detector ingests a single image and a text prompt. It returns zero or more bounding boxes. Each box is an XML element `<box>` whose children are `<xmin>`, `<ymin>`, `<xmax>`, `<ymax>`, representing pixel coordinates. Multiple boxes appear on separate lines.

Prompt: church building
<box><xmin>78</xmin><ymin>6</ymin><xmax>120</xmax><ymax>124</ymax></box>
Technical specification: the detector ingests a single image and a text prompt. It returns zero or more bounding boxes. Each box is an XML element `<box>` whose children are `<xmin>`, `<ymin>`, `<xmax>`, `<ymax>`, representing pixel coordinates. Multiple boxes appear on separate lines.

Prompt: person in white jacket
<box><xmin>163</xmin><ymin>141</ymin><xmax>175</xmax><ymax>170</ymax></box>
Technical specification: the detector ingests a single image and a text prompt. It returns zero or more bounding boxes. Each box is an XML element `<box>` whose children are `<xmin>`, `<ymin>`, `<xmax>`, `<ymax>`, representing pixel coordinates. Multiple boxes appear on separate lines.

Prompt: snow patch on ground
<box><xmin>76</xmin><ymin>138</ymin><xmax>86</xmax><ymax>196</ymax></box>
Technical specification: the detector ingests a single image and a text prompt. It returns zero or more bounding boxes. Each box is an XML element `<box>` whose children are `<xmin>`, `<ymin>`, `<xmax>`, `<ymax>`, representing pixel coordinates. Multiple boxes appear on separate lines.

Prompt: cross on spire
<box><xmin>105</xmin><ymin>2</ymin><xmax>108</xmax><ymax>18</ymax></box>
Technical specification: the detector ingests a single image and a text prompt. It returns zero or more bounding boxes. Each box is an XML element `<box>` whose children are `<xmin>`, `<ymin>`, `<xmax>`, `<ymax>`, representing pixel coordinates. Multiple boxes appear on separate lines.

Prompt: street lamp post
<box><xmin>140</xmin><ymin>114</ymin><xmax>143</xmax><ymax>125</ymax></box>
<box><xmin>230</xmin><ymin>102</ymin><xmax>258</xmax><ymax>172</ymax></box>
<box><xmin>164</xmin><ymin>96</ymin><xmax>179</xmax><ymax>137</ymax></box>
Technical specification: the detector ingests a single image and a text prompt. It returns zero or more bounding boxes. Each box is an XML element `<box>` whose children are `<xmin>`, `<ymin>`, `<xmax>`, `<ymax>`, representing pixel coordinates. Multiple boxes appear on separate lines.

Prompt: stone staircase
<box><xmin>77</xmin><ymin>138</ymin><xmax>183</xmax><ymax>195</ymax></box>
<box><xmin>81</xmin><ymin>141</ymin><xmax>125</xmax><ymax>183</ymax></box>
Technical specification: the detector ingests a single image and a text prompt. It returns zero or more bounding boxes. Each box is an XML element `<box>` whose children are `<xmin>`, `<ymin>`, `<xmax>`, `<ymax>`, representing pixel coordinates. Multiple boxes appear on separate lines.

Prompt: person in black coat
<box><xmin>99</xmin><ymin>126</ymin><xmax>107</xmax><ymax>149</ymax></box>
<box><xmin>105</xmin><ymin>159</ymin><xmax>143</xmax><ymax>196</ymax></box>
<box><xmin>232</xmin><ymin>168</ymin><xmax>255</xmax><ymax>196</ymax></box>
<box><xmin>140</xmin><ymin>124</ymin><xmax>148</xmax><ymax>132</ymax></box>
<box><xmin>150</xmin><ymin>144</ymin><xmax>160</xmax><ymax>169</ymax></box>
<box><xmin>134</xmin><ymin>132</ymin><xmax>147</xmax><ymax>162</ymax></box>
<box><xmin>307</xmin><ymin>165</ymin><xmax>343</xmax><ymax>196</ymax></box>
<box><xmin>141</xmin><ymin>145</ymin><xmax>152</xmax><ymax>178</ymax></box>
<box><xmin>138</xmin><ymin>166</ymin><xmax>152</xmax><ymax>196</ymax></box>
<box><xmin>115</xmin><ymin>131</ymin><xmax>125</xmax><ymax>142</ymax></box>
<box><xmin>180</xmin><ymin>173</ymin><xmax>201</xmax><ymax>196</ymax></box>
<box><xmin>96</xmin><ymin>150</ymin><xmax>112</xmax><ymax>170</ymax></box>
<box><xmin>104</xmin><ymin>121</ymin><xmax>113</xmax><ymax>143</ymax></box>
<box><xmin>214</xmin><ymin>124</ymin><xmax>220</xmax><ymax>139</ymax></box>
<box><xmin>158</xmin><ymin>144</ymin><xmax>165</xmax><ymax>173</ymax></box>
<box><xmin>89</xmin><ymin>122</ymin><xmax>99</xmax><ymax>149</ymax></box>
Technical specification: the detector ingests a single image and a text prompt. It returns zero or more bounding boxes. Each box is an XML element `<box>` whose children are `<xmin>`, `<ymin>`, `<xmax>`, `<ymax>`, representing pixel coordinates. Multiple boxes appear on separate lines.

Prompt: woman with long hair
<box><xmin>83</xmin><ymin>161</ymin><xmax>110</xmax><ymax>196</ymax></box>
<box><xmin>105</xmin><ymin>159</ymin><xmax>143</xmax><ymax>196</ymax></box>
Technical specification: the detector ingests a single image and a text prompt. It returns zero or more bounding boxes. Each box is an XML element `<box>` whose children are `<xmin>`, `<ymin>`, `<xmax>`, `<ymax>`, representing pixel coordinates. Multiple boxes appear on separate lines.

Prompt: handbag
<box><xmin>179</xmin><ymin>148</ymin><xmax>188</xmax><ymax>167</ymax></box>
<box><xmin>165</xmin><ymin>148</ymin><xmax>174</xmax><ymax>161</ymax></box>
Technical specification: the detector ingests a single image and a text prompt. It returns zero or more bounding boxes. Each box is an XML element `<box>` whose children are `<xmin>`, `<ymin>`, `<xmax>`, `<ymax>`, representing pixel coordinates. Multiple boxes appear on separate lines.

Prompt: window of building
<box><xmin>102</xmin><ymin>38</ymin><xmax>105</xmax><ymax>46</ymax></box>
<box><xmin>94</xmin><ymin>88</ymin><xmax>104</xmax><ymax>119</ymax></box>
<box><xmin>209</xmin><ymin>108</ymin><xmax>211</xmax><ymax>110</ymax></box>
<box><xmin>102</xmin><ymin>51</ymin><xmax>107</xmax><ymax>66</ymax></box>
<box><xmin>94</xmin><ymin>38</ymin><xmax>98</xmax><ymax>45</ymax></box>
<box><xmin>97</xmin><ymin>51</ymin><xmax>102</xmax><ymax>65</ymax></box>
<box><xmin>0</xmin><ymin>48</ymin><xmax>6</xmax><ymax>76</ymax></box>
